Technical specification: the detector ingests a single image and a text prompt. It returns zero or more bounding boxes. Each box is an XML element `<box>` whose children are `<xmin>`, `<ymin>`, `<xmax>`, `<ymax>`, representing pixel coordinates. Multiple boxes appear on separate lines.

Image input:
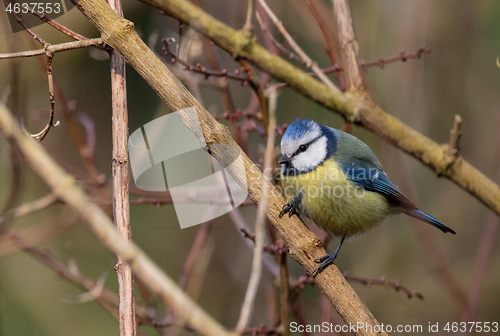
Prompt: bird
<box><xmin>278</xmin><ymin>118</ymin><xmax>456</xmax><ymax>275</ymax></box>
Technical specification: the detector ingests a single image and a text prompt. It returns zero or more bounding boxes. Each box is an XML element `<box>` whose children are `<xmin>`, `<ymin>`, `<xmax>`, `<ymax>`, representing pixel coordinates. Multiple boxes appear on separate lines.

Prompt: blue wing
<box><xmin>341</xmin><ymin>165</ymin><xmax>455</xmax><ymax>234</ymax></box>
<box><xmin>342</xmin><ymin>165</ymin><xmax>415</xmax><ymax>208</ymax></box>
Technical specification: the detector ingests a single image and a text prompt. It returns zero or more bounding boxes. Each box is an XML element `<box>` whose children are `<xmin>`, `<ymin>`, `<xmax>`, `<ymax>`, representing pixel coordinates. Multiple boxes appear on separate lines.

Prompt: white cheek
<box><xmin>291</xmin><ymin>137</ymin><xmax>327</xmax><ymax>172</ymax></box>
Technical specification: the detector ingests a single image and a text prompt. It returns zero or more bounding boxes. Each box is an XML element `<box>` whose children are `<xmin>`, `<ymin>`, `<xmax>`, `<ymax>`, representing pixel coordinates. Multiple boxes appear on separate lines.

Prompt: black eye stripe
<box><xmin>292</xmin><ymin>136</ymin><xmax>322</xmax><ymax>157</ymax></box>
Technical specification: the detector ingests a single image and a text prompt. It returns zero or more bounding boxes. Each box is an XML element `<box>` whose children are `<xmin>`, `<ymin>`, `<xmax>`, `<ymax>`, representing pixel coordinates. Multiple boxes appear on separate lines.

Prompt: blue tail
<box><xmin>405</xmin><ymin>209</ymin><xmax>456</xmax><ymax>234</ymax></box>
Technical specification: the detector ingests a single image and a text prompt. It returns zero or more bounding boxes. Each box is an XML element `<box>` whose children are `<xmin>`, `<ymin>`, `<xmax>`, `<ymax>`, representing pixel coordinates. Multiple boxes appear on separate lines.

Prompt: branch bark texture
<box><xmin>332</xmin><ymin>0</ymin><xmax>364</xmax><ymax>91</ymax></box>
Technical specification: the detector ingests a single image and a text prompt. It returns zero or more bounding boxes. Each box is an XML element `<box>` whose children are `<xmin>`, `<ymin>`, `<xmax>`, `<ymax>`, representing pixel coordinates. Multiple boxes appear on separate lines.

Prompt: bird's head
<box><xmin>279</xmin><ymin>118</ymin><xmax>336</xmax><ymax>175</ymax></box>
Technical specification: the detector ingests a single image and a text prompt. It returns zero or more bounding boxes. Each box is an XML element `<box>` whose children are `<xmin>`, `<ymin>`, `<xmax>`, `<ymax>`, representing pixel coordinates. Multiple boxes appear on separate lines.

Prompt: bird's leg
<box><xmin>279</xmin><ymin>202</ymin><xmax>300</xmax><ymax>219</ymax></box>
<box><xmin>312</xmin><ymin>236</ymin><xmax>346</xmax><ymax>276</ymax></box>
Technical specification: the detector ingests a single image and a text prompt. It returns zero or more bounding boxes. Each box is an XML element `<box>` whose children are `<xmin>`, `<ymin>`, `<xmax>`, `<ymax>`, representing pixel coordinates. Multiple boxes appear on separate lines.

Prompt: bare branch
<box><xmin>106</xmin><ymin>0</ymin><xmax>136</xmax><ymax>333</ymax></box>
<box><xmin>0</xmin><ymin>38</ymin><xmax>104</xmax><ymax>59</ymax></box>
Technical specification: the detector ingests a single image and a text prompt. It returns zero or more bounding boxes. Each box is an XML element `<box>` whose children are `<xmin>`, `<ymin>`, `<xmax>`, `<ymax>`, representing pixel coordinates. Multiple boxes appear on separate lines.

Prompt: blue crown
<box><xmin>283</xmin><ymin>118</ymin><xmax>319</xmax><ymax>140</ymax></box>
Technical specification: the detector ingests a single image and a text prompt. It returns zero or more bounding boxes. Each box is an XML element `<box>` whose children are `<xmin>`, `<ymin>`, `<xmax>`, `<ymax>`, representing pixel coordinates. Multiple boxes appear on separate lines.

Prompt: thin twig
<box><xmin>0</xmin><ymin>38</ymin><xmax>104</xmax><ymax>59</ymax></box>
<box><xmin>13</xmin><ymin>37</ymin><xmax>105</xmax><ymax>182</ymax></box>
<box><xmin>212</xmin><ymin>109</ymin><xmax>258</xmax><ymax>120</ymax></box>
<box><xmin>306</xmin><ymin>0</ymin><xmax>345</xmax><ymax>90</ymax></box>
<box><xmin>229</xmin><ymin>209</ymin><xmax>280</xmax><ymax>278</ymax></box>
<box><xmin>257</xmin><ymin>0</ymin><xmax>340</xmax><ymax>94</ymax></box>
<box><xmin>107</xmin><ymin>0</ymin><xmax>136</xmax><ymax>333</ymax></box>
<box><xmin>314</xmin><ymin>46</ymin><xmax>432</xmax><ymax>76</ymax></box>
<box><xmin>25</xmin><ymin>3</ymin><xmax>88</xmax><ymax>40</ymax></box>
<box><xmin>360</xmin><ymin>46</ymin><xmax>432</xmax><ymax>71</ymax></box>
<box><xmin>342</xmin><ymin>272</ymin><xmax>424</xmax><ymax>300</ymax></box>
<box><xmin>0</xmin><ymin>193</ymin><xmax>58</xmax><ymax>223</ymax></box>
<box><xmin>165</xmin><ymin>220</ymin><xmax>215</xmax><ymax>329</ymax></box>
<box><xmin>3</xmin><ymin>0</ymin><xmax>46</xmax><ymax>45</ymax></box>
<box><xmin>31</xmin><ymin>48</ymin><xmax>60</xmax><ymax>141</ymax></box>
<box><xmin>163</xmin><ymin>38</ymin><xmax>252</xmax><ymax>83</ymax></box>
<box><xmin>178</xmin><ymin>221</ymin><xmax>214</xmax><ymax>290</ymax></box>
<box><xmin>243</xmin><ymin>0</ymin><xmax>255</xmax><ymax>34</ymax></box>
<box><xmin>235</xmin><ymin>88</ymin><xmax>277</xmax><ymax>334</ymax></box>
<box><xmin>255</xmin><ymin>12</ymin><xmax>301</xmax><ymax>63</ymax></box>
<box><xmin>238</xmin><ymin>59</ymin><xmax>269</xmax><ymax>138</ymax></box>
<box><xmin>292</xmin><ymin>273</ymin><xmax>424</xmax><ymax>300</ymax></box>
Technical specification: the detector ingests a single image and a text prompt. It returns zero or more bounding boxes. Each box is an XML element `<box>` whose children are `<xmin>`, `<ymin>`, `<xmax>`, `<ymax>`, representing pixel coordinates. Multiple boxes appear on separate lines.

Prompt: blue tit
<box><xmin>278</xmin><ymin>118</ymin><xmax>456</xmax><ymax>275</ymax></box>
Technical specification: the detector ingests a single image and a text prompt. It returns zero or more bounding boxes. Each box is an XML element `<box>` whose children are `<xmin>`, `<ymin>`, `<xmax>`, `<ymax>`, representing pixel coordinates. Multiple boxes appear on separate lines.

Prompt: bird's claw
<box><xmin>279</xmin><ymin>203</ymin><xmax>299</xmax><ymax>219</ymax></box>
<box><xmin>311</xmin><ymin>252</ymin><xmax>339</xmax><ymax>276</ymax></box>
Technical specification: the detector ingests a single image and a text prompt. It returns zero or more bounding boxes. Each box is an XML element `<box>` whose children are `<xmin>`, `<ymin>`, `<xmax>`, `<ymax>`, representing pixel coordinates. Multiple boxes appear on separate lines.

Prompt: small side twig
<box><xmin>342</xmin><ymin>271</ymin><xmax>424</xmax><ymax>300</ymax></box>
<box><xmin>360</xmin><ymin>46</ymin><xmax>432</xmax><ymax>71</ymax></box>
<box><xmin>229</xmin><ymin>210</ymin><xmax>280</xmax><ymax>278</ymax></box>
<box><xmin>212</xmin><ymin>109</ymin><xmax>258</xmax><ymax>120</ymax></box>
<box><xmin>0</xmin><ymin>193</ymin><xmax>58</xmax><ymax>223</ymax></box>
<box><xmin>243</xmin><ymin>0</ymin><xmax>255</xmax><ymax>34</ymax></box>
<box><xmin>255</xmin><ymin>11</ymin><xmax>301</xmax><ymax>63</ymax></box>
<box><xmin>0</xmin><ymin>38</ymin><xmax>104</xmax><ymax>60</ymax></box>
<box><xmin>3</xmin><ymin>0</ymin><xmax>46</xmax><ymax>45</ymax></box>
<box><xmin>162</xmin><ymin>38</ymin><xmax>251</xmax><ymax>83</ymax></box>
<box><xmin>291</xmin><ymin>273</ymin><xmax>424</xmax><ymax>300</ymax></box>
<box><xmin>30</xmin><ymin>48</ymin><xmax>60</xmax><ymax>141</ymax></box>
<box><xmin>448</xmin><ymin>114</ymin><xmax>462</xmax><ymax>156</ymax></box>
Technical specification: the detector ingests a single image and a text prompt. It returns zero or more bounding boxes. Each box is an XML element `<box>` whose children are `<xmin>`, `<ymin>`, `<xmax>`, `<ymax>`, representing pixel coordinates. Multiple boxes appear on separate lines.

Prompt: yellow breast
<box><xmin>280</xmin><ymin>159</ymin><xmax>391</xmax><ymax>237</ymax></box>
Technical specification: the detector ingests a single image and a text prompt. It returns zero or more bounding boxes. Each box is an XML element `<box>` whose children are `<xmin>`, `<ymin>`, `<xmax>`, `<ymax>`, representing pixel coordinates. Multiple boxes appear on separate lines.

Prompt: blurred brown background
<box><xmin>0</xmin><ymin>0</ymin><xmax>499</xmax><ymax>335</ymax></box>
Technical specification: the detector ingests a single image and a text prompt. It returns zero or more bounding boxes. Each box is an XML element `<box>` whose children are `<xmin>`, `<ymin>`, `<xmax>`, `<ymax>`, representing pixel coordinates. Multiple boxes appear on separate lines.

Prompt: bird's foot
<box><xmin>312</xmin><ymin>251</ymin><xmax>339</xmax><ymax>276</ymax></box>
<box><xmin>279</xmin><ymin>203</ymin><xmax>300</xmax><ymax>219</ymax></box>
